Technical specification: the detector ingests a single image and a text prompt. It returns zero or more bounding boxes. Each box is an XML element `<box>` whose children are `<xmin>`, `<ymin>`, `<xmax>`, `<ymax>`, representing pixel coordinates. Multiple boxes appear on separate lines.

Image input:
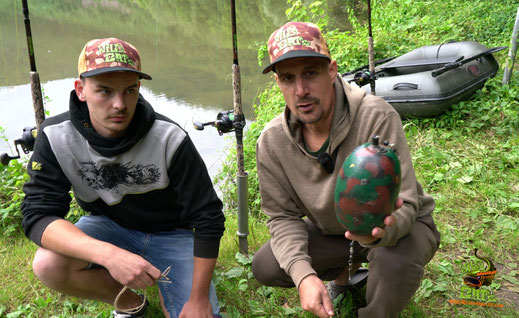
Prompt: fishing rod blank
<box><xmin>22</xmin><ymin>0</ymin><xmax>45</xmax><ymax>128</ymax></box>
<box><xmin>367</xmin><ymin>0</ymin><xmax>376</xmax><ymax>95</ymax></box>
<box><xmin>230</xmin><ymin>0</ymin><xmax>249</xmax><ymax>255</ymax></box>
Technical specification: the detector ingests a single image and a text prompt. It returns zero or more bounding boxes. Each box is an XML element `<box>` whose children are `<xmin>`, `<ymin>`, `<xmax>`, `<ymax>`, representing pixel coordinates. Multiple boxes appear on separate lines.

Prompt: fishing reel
<box><xmin>0</xmin><ymin>126</ymin><xmax>37</xmax><ymax>165</ymax></box>
<box><xmin>193</xmin><ymin>110</ymin><xmax>245</xmax><ymax>136</ymax></box>
<box><xmin>352</xmin><ymin>70</ymin><xmax>373</xmax><ymax>87</ymax></box>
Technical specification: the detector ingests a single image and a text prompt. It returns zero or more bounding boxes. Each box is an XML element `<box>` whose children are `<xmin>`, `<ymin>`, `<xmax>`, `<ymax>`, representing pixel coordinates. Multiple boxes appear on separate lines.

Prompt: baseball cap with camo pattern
<box><xmin>77</xmin><ymin>37</ymin><xmax>152</xmax><ymax>80</ymax></box>
<box><xmin>263</xmin><ymin>22</ymin><xmax>330</xmax><ymax>74</ymax></box>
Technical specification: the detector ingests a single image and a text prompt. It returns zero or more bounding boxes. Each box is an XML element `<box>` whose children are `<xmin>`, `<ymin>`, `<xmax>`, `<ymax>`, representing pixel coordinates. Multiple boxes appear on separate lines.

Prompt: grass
<box><xmin>2</xmin><ymin>0</ymin><xmax>519</xmax><ymax>316</ymax></box>
<box><xmin>1</xmin><ymin>189</ymin><xmax>518</xmax><ymax>317</ymax></box>
<box><xmin>1</xmin><ymin>116</ymin><xmax>519</xmax><ymax>317</ymax></box>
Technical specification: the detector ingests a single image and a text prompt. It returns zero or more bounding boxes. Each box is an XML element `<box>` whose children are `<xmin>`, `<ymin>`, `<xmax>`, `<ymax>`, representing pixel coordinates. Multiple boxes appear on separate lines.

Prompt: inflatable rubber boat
<box><xmin>342</xmin><ymin>41</ymin><xmax>506</xmax><ymax>117</ymax></box>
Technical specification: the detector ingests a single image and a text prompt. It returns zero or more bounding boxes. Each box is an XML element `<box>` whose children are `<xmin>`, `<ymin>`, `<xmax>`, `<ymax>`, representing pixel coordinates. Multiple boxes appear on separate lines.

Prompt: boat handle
<box><xmin>393</xmin><ymin>82</ymin><xmax>419</xmax><ymax>90</ymax></box>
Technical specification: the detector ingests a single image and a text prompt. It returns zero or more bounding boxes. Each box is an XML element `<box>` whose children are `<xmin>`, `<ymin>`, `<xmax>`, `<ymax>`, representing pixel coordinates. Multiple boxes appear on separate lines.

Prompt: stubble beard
<box><xmin>294</xmin><ymin>97</ymin><xmax>323</xmax><ymax>124</ymax></box>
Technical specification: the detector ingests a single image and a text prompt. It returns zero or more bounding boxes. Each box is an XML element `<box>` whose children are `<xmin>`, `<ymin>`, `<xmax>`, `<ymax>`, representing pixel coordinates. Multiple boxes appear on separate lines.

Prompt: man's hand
<box><xmin>298</xmin><ymin>274</ymin><xmax>334</xmax><ymax>318</ymax></box>
<box><xmin>345</xmin><ymin>198</ymin><xmax>403</xmax><ymax>245</ymax></box>
<box><xmin>179</xmin><ymin>257</ymin><xmax>217</xmax><ymax>317</ymax></box>
<box><xmin>179</xmin><ymin>297</ymin><xmax>213</xmax><ymax>318</ymax></box>
<box><xmin>40</xmin><ymin>219</ymin><xmax>161</xmax><ymax>289</ymax></box>
<box><xmin>104</xmin><ymin>248</ymin><xmax>161</xmax><ymax>289</ymax></box>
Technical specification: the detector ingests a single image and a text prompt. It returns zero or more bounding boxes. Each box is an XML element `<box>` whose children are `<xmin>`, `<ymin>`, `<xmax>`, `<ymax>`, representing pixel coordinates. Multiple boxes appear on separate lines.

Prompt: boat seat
<box><xmin>381</xmin><ymin>56</ymin><xmax>462</xmax><ymax>70</ymax></box>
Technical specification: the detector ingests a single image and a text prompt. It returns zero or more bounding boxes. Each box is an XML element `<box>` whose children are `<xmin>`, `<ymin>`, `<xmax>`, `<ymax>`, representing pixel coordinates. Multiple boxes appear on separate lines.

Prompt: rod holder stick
<box><xmin>503</xmin><ymin>6</ymin><xmax>519</xmax><ymax>86</ymax></box>
<box><xmin>237</xmin><ymin>173</ymin><xmax>249</xmax><ymax>255</ymax></box>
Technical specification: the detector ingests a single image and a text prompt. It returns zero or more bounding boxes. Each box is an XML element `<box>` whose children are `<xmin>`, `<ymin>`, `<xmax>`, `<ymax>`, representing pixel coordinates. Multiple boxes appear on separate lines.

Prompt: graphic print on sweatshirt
<box><xmin>44</xmin><ymin>119</ymin><xmax>186</xmax><ymax>205</ymax></box>
<box><xmin>78</xmin><ymin>161</ymin><xmax>160</xmax><ymax>191</ymax></box>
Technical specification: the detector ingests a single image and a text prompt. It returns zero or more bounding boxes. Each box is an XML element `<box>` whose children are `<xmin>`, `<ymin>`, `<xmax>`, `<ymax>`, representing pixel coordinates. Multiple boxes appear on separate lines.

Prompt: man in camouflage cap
<box><xmin>252</xmin><ymin>22</ymin><xmax>440</xmax><ymax>317</ymax></box>
<box><xmin>21</xmin><ymin>37</ymin><xmax>225</xmax><ymax>318</ymax></box>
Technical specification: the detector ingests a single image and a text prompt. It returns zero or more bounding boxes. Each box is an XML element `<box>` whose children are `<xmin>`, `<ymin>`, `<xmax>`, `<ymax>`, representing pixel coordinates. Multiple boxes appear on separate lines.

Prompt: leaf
<box><xmin>257</xmin><ymin>286</ymin><xmax>273</xmax><ymax>298</ymax></box>
<box><xmin>501</xmin><ymin>273</ymin><xmax>519</xmax><ymax>285</ymax></box>
<box><xmin>238</xmin><ymin>279</ymin><xmax>248</xmax><ymax>291</ymax></box>
<box><xmin>473</xmin><ymin>228</ymin><xmax>484</xmax><ymax>236</ymax></box>
<box><xmin>235</xmin><ymin>252</ymin><xmax>253</xmax><ymax>265</ymax></box>
<box><xmin>417</xmin><ymin>278</ymin><xmax>434</xmax><ymax>299</ymax></box>
<box><xmin>496</xmin><ymin>215</ymin><xmax>519</xmax><ymax>231</ymax></box>
<box><xmin>508</xmin><ymin>202</ymin><xmax>519</xmax><ymax>210</ymax></box>
<box><xmin>283</xmin><ymin>307</ymin><xmax>297</xmax><ymax>315</ymax></box>
<box><xmin>436</xmin><ymin>260</ymin><xmax>456</xmax><ymax>275</ymax></box>
<box><xmin>433</xmin><ymin>172</ymin><xmax>444</xmax><ymax>182</ymax></box>
<box><xmin>441</xmin><ymin>233</ymin><xmax>457</xmax><ymax>245</ymax></box>
<box><xmin>458</xmin><ymin>176</ymin><xmax>473</xmax><ymax>184</ymax></box>
<box><xmin>224</xmin><ymin>267</ymin><xmax>244</xmax><ymax>279</ymax></box>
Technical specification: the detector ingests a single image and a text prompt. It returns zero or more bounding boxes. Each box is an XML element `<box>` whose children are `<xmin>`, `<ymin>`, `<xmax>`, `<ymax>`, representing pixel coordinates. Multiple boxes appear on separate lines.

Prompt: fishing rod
<box><xmin>431</xmin><ymin>46</ymin><xmax>507</xmax><ymax>77</ymax></box>
<box><xmin>230</xmin><ymin>0</ymin><xmax>249</xmax><ymax>255</ymax></box>
<box><xmin>1</xmin><ymin>0</ymin><xmax>42</xmax><ymax>166</ymax></box>
<box><xmin>193</xmin><ymin>0</ymin><xmax>249</xmax><ymax>254</ymax></box>
<box><xmin>342</xmin><ymin>56</ymin><xmax>396</xmax><ymax>77</ymax></box>
<box><xmin>367</xmin><ymin>0</ymin><xmax>376</xmax><ymax>95</ymax></box>
<box><xmin>22</xmin><ymin>0</ymin><xmax>45</xmax><ymax>128</ymax></box>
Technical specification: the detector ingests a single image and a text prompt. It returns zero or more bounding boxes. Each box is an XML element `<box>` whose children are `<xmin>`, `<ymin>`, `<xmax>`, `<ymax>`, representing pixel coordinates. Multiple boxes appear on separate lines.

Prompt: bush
<box><xmin>215</xmin><ymin>0</ymin><xmax>519</xmax><ymax>221</ymax></box>
<box><xmin>0</xmin><ymin>159</ymin><xmax>29</xmax><ymax>236</ymax></box>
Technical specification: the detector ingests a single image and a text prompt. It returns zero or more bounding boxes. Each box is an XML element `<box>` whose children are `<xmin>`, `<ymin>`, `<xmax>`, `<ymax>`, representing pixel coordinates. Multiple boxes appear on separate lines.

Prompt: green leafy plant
<box><xmin>0</xmin><ymin>158</ymin><xmax>29</xmax><ymax>237</ymax></box>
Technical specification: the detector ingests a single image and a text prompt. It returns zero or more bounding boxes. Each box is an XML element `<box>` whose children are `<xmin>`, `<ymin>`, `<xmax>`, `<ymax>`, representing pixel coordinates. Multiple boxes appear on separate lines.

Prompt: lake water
<box><xmin>0</xmin><ymin>0</ymin><xmax>349</xmax><ymax>177</ymax></box>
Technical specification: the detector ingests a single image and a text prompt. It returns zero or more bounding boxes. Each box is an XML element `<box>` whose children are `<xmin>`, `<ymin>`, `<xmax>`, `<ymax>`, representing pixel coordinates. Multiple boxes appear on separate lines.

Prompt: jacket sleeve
<box><xmin>167</xmin><ymin>136</ymin><xmax>225</xmax><ymax>259</ymax></box>
<box><xmin>21</xmin><ymin>127</ymin><xmax>72</xmax><ymax>246</ymax></box>
<box><xmin>256</xmin><ymin>130</ymin><xmax>316</xmax><ymax>288</ymax></box>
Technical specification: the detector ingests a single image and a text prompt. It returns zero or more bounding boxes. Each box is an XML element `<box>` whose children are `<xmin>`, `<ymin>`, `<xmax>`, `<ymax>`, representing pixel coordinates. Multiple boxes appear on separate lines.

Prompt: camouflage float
<box><xmin>334</xmin><ymin>135</ymin><xmax>401</xmax><ymax>235</ymax></box>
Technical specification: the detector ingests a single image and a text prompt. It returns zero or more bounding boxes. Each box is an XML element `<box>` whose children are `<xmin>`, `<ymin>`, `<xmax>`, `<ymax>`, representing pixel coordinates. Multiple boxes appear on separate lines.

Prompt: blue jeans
<box><xmin>75</xmin><ymin>215</ymin><xmax>220</xmax><ymax>317</ymax></box>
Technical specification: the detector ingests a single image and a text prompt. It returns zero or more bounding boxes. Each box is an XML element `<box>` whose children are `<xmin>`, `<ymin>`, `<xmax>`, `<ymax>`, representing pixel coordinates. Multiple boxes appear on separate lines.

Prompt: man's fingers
<box><xmin>346</xmin><ymin>230</ymin><xmax>379</xmax><ymax>245</ymax></box>
<box><xmin>322</xmin><ymin>292</ymin><xmax>335</xmax><ymax>317</ymax></box>
<box><xmin>395</xmin><ymin>197</ymin><xmax>403</xmax><ymax>209</ymax></box>
<box><xmin>384</xmin><ymin>215</ymin><xmax>396</xmax><ymax>226</ymax></box>
<box><xmin>306</xmin><ymin>304</ymin><xmax>331</xmax><ymax>318</ymax></box>
<box><xmin>149</xmin><ymin>265</ymin><xmax>162</xmax><ymax>280</ymax></box>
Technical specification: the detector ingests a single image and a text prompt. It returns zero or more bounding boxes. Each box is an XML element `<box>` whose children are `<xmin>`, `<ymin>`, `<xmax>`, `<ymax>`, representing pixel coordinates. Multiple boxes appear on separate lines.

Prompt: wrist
<box><xmin>92</xmin><ymin>241</ymin><xmax>120</xmax><ymax>267</ymax></box>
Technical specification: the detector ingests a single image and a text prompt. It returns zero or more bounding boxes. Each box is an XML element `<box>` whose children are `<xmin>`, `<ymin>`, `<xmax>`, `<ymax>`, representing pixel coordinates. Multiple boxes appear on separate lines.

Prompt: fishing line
<box><xmin>113</xmin><ymin>265</ymin><xmax>172</xmax><ymax>313</ymax></box>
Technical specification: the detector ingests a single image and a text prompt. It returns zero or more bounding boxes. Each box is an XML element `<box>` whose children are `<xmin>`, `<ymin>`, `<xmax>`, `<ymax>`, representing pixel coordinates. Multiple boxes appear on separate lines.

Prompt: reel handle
<box><xmin>193</xmin><ymin>121</ymin><xmax>216</xmax><ymax>131</ymax></box>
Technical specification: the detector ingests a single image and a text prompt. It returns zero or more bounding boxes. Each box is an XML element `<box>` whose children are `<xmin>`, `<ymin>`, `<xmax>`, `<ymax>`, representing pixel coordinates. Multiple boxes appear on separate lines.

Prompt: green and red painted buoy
<box><xmin>334</xmin><ymin>135</ymin><xmax>401</xmax><ymax>235</ymax></box>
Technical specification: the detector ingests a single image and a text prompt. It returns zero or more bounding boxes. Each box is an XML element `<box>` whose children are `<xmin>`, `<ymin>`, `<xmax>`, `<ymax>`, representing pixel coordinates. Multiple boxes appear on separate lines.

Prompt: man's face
<box><xmin>74</xmin><ymin>72</ymin><xmax>141</xmax><ymax>138</ymax></box>
<box><xmin>275</xmin><ymin>57</ymin><xmax>337</xmax><ymax>126</ymax></box>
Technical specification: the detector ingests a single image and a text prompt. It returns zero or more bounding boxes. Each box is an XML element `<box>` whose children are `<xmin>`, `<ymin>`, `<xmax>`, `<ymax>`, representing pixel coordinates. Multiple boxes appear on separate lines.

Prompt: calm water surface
<box><xmin>0</xmin><ymin>1</ymin><xmax>349</xmax><ymax>177</ymax></box>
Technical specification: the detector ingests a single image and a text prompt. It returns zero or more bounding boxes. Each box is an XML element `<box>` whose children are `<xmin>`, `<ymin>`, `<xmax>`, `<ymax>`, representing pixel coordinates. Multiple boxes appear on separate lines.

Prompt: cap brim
<box><xmin>262</xmin><ymin>50</ymin><xmax>330</xmax><ymax>74</ymax></box>
<box><xmin>80</xmin><ymin>66</ymin><xmax>152</xmax><ymax>80</ymax></box>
